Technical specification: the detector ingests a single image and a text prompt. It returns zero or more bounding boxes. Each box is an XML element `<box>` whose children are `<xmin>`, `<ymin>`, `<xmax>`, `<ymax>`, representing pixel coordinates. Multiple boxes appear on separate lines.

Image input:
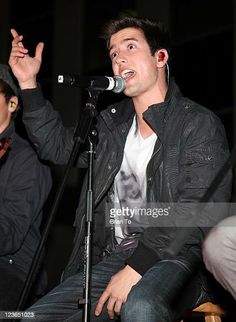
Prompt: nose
<box><xmin>115</xmin><ymin>53</ymin><xmax>127</xmax><ymax>65</ymax></box>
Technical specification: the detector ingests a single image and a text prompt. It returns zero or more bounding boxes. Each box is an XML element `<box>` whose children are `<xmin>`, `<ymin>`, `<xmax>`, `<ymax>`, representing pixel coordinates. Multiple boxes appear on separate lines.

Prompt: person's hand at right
<box><xmin>9</xmin><ymin>28</ymin><xmax>44</xmax><ymax>89</ymax></box>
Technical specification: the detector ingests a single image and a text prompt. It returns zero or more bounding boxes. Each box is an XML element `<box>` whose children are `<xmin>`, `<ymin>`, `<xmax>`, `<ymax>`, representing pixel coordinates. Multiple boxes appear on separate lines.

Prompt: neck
<box><xmin>132</xmin><ymin>78</ymin><xmax>168</xmax><ymax>138</ymax></box>
<box><xmin>0</xmin><ymin>120</ymin><xmax>11</xmax><ymax>135</ymax></box>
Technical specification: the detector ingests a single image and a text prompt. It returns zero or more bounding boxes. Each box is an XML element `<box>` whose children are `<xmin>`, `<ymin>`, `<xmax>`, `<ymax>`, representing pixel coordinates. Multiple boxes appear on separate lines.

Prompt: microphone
<box><xmin>58</xmin><ymin>74</ymin><xmax>126</xmax><ymax>93</ymax></box>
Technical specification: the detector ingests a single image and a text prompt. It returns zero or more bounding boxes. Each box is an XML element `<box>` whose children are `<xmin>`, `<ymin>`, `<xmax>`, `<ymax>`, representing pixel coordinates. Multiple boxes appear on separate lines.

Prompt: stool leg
<box><xmin>205</xmin><ymin>314</ymin><xmax>222</xmax><ymax>322</ymax></box>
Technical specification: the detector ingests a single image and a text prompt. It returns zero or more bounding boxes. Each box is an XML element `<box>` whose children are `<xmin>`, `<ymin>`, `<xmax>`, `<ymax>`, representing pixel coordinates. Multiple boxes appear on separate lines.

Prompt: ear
<box><xmin>154</xmin><ymin>49</ymin><xmax>169</xmax><ymax>68</ymax></box>
<box><xmin>8</xmin><ymin>96</ymin><xmax>18</xmax><ymax>113</ymax></box>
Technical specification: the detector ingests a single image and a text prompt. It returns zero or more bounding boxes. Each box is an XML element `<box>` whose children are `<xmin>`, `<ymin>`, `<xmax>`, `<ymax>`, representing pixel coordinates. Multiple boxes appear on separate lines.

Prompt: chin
<box><xmin>124</xmin><ymin>86</ymin><xmax>138</xmax><ymax>98</ymax></box>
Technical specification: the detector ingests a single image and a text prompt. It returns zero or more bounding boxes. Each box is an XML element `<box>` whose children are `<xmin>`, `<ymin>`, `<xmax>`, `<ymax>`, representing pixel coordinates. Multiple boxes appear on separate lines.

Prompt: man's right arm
<box><xmin>21</xmin><ymin>85</ymin><xmax>82</xmax><ymax>165</ymax></box>
<box><xmin>9</xmin><ymin>29</ymin><xmax>88</xmax><ymax>166</ymax></box>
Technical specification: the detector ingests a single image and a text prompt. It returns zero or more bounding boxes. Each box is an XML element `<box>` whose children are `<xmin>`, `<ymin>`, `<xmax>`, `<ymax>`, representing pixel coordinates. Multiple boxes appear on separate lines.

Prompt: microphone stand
<box><xmin>75</xmin><ymin>90</ymin><xmax>99</xmax><ymax>322</ymax></box>
<box><xmin>78</xmin><ymin>128</ymin><xmax>97</xmax><ymax>322</ymax></box>
<box><xmin>16</xmin><ymin>89</ymin><xmax>100</xmax><ymax>318</ymax></box>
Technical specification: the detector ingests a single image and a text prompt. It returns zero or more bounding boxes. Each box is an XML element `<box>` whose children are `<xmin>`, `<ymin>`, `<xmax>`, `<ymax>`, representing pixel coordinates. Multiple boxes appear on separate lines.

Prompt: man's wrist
<box><xmin>125</xmin><ymin>265</ymin><xmax>141</xmax><ymax>278</ymax></box>
<box><xmin>20</xmin><ymin>84</ymin><xmax>45</xmax><ymax>112</ymax></box>
<box><xmin>19</xmin><ymin>78</ymin><xmax>37</xmax><ymax>90</ymax></box>
<box><xmin>126</xmin><ymin>241</ymin><xmax>160</xmax><ymax>275</ymax></box>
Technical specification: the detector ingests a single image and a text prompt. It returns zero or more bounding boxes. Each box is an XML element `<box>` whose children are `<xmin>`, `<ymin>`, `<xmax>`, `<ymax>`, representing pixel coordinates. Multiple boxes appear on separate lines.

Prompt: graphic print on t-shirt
<box><xmin>113</xmin><ymin>116</ymin><xmax>157</xmax><ymax>242</ymax></box>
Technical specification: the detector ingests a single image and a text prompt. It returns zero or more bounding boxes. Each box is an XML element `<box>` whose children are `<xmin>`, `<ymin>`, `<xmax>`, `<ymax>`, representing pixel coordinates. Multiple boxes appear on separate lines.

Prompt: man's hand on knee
<box><xmin>95</xmin><ymin>265</ymin><xmax>141</xmax><ymax>319</ymax></box>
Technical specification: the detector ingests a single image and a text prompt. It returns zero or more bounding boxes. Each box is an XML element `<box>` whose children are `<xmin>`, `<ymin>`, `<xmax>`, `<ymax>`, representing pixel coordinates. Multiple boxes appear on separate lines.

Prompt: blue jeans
<box><xmin>22</xmin><ymin>249</ymin><xmax>203</xmax><ymax>322</ymax></box>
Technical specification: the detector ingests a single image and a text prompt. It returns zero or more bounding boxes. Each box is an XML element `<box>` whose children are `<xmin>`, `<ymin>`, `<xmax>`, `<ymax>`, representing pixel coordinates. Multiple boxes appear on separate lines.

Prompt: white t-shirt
<box><xmin>113</xmin><ymin>116</ymin><xmax>157</xmax><ymax>243</ymax></box>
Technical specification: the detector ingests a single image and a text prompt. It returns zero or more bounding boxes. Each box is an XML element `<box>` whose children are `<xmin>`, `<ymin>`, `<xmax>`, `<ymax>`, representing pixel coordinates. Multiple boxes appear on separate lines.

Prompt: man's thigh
<box><xmin>24</xmin><ymin>250</ymin><xmax>132</xmax><ymax>321</ymax></box>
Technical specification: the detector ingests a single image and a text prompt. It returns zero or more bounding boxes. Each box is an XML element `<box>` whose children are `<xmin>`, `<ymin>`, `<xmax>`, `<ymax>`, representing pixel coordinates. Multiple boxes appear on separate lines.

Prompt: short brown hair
<box><xmin>100</xmin><ymin>16</ymin><xmax>171</xmax><ymax>56</ymax></box>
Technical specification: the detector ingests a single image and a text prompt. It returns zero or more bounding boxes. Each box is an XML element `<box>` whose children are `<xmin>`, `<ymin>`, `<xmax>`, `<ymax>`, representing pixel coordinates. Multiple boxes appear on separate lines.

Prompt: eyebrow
<box><xmin>109</xmin><ymin>37</ymin><xmax>139</xmax><ymax>52</ymax></box>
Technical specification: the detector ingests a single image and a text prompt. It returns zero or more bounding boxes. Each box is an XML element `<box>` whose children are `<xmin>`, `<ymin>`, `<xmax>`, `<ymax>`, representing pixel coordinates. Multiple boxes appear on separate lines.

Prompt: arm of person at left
<box><xmin>0</xmin><ymin>147</ymin><xmax>51</xmax><ymax>255</ymax></box>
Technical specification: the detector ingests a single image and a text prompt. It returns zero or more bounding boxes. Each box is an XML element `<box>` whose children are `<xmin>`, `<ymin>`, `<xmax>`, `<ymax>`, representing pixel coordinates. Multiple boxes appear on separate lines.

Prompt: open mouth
<box><xmin>121</xmin><ymin>69</ymin><xmax>135</xmax><ymax>81</ymax></box>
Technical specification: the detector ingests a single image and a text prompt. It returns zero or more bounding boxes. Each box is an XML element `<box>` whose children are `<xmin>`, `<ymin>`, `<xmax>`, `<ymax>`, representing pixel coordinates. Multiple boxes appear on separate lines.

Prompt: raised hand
<box><xmin>9</xmin><ymin>29</ymin><xmax>44</xmax><ymax>89</ymax></box>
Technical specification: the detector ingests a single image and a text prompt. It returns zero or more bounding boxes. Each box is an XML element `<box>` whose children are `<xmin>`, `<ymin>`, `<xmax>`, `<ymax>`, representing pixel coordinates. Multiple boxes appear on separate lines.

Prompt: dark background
<box><xmin>0</xmin><ymin>0</ymin><xmax>235</xmax><ymax>291</ymax></box>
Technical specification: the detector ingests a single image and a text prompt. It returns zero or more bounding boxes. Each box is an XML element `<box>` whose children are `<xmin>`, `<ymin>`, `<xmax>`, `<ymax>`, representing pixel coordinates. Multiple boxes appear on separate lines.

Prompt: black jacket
<box><xmin>20</xmin><ymin>79</ymin><xmax>232</xmax><ymax>279</ymax></box>
<box><xmin>0</xmin><ymin>122</ymin><xmax>52</xmax><ymax>279</ymax></box>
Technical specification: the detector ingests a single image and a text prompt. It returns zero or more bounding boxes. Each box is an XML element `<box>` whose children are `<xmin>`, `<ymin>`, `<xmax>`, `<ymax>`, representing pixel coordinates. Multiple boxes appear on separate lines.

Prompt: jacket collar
<box><xmin>143</xmin><ymin>78</ymin><xmax>182</xmax><ymax>142</ymax></box>
<box><xmin>101</xmin><ymin>78</ymin><xmax>182</xmax><ymax>142</ymax></box>
<box><xmin>0</xmin><ymin>121</ymin><xmax>15</xmax><ymax>140</ymax></box>
<box><xmin>100</xmin><ymin>96</ymin><xmax>135</xmax><ymax>130</ymax></box>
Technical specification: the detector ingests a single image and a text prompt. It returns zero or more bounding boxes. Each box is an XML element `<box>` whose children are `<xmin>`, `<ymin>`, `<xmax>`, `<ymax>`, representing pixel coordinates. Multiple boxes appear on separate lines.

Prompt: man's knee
<box><xmin>121</xmin><ymin>286</ymin><xmax>171</xmax><ymax>322</ymax></box>
<box><xmin>122</xmin><ymin>287</ymin><xmax>151</xmax><ymax>313</ymax></box>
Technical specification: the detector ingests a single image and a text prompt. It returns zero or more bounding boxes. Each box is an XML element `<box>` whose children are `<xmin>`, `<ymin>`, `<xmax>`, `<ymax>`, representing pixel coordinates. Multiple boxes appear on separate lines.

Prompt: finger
<box><xmin>11</xmin><ymin>34</ymin><xmax>24</xmax><ymax>48</ymax></box>
<box><xmin>11</xmin><ymin>46</ymin><xmax>28</xmax><ymax>54</ymax></box>
<box><xmin>10</xmin><ymin>29</ymin><xmax>26</xmax><ymax>49</ymax></box>
<box><xmin>114</xmin><ymin>299</ymin><xmax>123</xmax><ymax>316</ymax></box>
<box><xmin>12</xmin><ymin>35</ymin><xmax>22</xmax><ymax>45</ymax></box>
<box><xmin>10</xmin><ymin>28</ymin><xmax>19</xmax><ymax>38</ymax></box>
<box><xmin>10</xmin><ymin>47</ymin><xmax>28</xmax><ymax>58</ymax></box>
<box><xmin>107</xmin><ymin>297</ymin><xmax>116</xmax><ymax>319</ymax></box>
<box><xmin>35</xmin><ymin>42</ymin><xmax>44</xmax><ymax>61</ymax></box>
<box><xmin>95</xmin><ymin>291</ymin><xmax>109</xmax><ymax>316</ymax></box>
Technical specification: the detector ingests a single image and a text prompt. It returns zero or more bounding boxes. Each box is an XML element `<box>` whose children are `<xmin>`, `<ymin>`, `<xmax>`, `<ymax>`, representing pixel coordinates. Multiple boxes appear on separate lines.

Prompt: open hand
<box><xmin>8</xmin><ymin>28</ymin><xmax>44</xmax><ymax>89</ymax></box>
